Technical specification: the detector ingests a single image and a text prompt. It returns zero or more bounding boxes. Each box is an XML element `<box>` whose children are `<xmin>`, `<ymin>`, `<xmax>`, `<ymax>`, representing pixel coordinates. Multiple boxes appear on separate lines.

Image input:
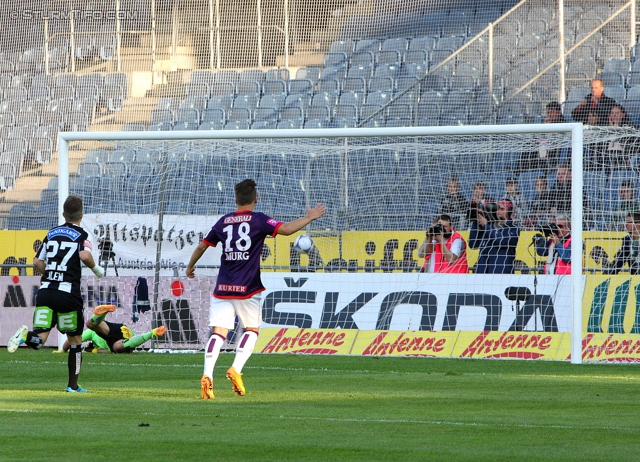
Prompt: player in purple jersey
<box><xmin>186</xmin><ymin>178</ymin><xmax>326</xmax><ymax>399</ymax></box>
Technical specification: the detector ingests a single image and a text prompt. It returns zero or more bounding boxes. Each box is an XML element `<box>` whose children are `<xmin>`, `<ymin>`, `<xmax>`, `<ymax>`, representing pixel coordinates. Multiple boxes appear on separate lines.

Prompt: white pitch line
<box><xmin>3</xmin><ymin>360</ymin><xmax>640</xmax><ymax>380</ymax></box>
<box><xmin>0</xmin><ymin>408</ymin><xmax>637</xmax><ymax>432</ymax></box>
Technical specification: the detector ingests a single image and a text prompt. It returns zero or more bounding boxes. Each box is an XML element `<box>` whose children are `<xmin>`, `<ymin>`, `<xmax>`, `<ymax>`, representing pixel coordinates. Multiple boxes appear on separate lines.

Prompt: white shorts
<box><xmin>209</xmin><ymin>294</ymin><xmax>262</xmax><ymax>330</ymax></box>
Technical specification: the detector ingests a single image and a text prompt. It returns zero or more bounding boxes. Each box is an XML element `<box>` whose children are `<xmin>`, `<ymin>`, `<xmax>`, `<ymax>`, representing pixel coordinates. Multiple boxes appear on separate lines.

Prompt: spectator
<box><xmin>587</xmin><ymin>110</ymin><xmax>600</xmax><ymax>125</ymax></box>
<box><xmin>534</xmin><ymin>214</ymin><xmax>572</xmax><ymax>275</ymax></box>
<box><xmin>593</xmin><ymin>212</ymin><xmax>640</xmax><ymax>274</ymax></box>
<box><xmin>467</xmin><ymin>182</ymin><xmax>494</xmax><ymax>225</ymax></box>
<box><xmin>517</xmin><ymin>102</ymin><xmax>564</xmax><ymax>173</ymax></box>
<box><xmin>437</xmin><ymin>177</ymin><xmax>468</xmax><ymax>227</ymax></box>
<box><xmin>613</xmin><ymin>180</ymin><xmax>640</xmax><ymax>220</ymax></box>
<box><xmin>502</xmin><ymin>175</ymin><xmax>527</xmax><ymax>221</ymax></box>
<box><xmin>417</xmin><ymin>214</ymin><xmax>468</xmax><ymax>273</ymax></box>
<box><xmin>608</xmin><ymin>105</ymin><xmax>638</xmax><ymax>171</ymax></box>
<box><xmin>571</xmin><ymin>78</ymin><xmax>616</xmax><ymax>125</ymax></box>
<box><xmin>469</xmin><ymin>199</ymin><xmax>520</xmax><ymax>274</ymax></box>
<box><xmin>543</xmin><ymin>102</ymin><xmax>567</xmax><ymax>124</ymax></box>
<box><xmin>548</xmin><ymin>164</ymin><xmax>572</xmax><ymax>214</ymax></box>
<box><xmin>609</xmin><ymin>104</ymin><xmax>633</xmax><ymax>127</ymax></box>
<box><xmin>525</xmin><ymin>175</ymin><xmax>554</xmax><ymax>227</ymax></box>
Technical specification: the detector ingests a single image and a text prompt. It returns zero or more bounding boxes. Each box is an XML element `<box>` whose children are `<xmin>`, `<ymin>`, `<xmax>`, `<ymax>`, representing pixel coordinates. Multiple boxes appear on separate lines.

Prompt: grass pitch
<box><xmin>1</xmin><ymin>350</ymin><xmax>640</xmax><ymax>461</ymax></box>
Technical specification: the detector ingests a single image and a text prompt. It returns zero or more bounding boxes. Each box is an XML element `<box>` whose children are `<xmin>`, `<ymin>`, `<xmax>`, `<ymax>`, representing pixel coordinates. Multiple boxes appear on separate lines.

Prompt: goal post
<box><xmin>57</xmin><ymin>123</ymin><xmax>589</xmax><ymax>362</ymax></box>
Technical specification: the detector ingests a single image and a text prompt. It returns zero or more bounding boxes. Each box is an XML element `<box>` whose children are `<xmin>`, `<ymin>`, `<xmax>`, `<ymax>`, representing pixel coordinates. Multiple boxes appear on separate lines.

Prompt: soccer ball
<box><xmin>293</xmin><ymin>235</ymin><xmax>314</xmax><ymax>254</ymax></box>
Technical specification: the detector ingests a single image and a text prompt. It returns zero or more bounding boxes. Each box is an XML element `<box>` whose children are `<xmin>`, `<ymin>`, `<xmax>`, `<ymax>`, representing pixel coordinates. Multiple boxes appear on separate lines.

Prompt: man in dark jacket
<box><xmin>571</xmin><ymin>78</ymin><xmax>616</xmax><ymax>125</ymax></box>
<box><xmin>469</xmin><ymin>199</ymin><xmax>520</xmax><ymax>274</ymax></box>
<box><xmin>593</xmin><ymin>212</ymin><xmax>640</xmax><ymax>274</ymax></box>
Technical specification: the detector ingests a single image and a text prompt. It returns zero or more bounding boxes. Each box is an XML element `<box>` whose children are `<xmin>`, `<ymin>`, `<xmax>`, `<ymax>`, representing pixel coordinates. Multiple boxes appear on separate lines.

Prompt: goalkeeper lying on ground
<box><xmin>58</xmin><ymin>305</ymin><xmax>166</xmax><ymax>353</ymax></box>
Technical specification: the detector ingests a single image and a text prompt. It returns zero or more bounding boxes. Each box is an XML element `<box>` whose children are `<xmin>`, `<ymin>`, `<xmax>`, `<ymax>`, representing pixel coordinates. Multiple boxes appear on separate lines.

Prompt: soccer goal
<box><xmin>55</xmin><ymin>123</ymin><xmax>640</xmax><ymax>363</ymax></box>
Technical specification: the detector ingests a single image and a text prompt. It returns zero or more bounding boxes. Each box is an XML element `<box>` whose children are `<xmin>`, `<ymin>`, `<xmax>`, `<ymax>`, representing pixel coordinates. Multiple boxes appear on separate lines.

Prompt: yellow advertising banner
<box><xmin>264</xmin><ymin>230</ymin><xmax>628</xmax><ymax>273</ymax></box>
<box><xmin>256</xmin><ymin>328</ymin><xmax>357</xmax><ymax>355</ymax></box>
<box><xmin>0</xmin><ymin>229</ymin><xmax>630</xmax><ymax>275</ymax></box>
<box><xmin>451</xmin><ymin>331</ymin><xmax>570</xmax><ymax>360</ymax></box>
<box><xmin>352</xmin><ymin>330</ymin><xmax>458</xmax><ymax>357</ymax></box>
<box><xmin>583</xmin><ymin>275</ymin><xmax>640</xmax><ymax>334</ymax></box>
<box><xmin>0</xmin><ymin>230</ymin><xmax>45</xmax><ymax>276</ymax></box>
<box><xmin>581</xmin><ymin>333</ymin><xmax>640</xmax><ymax>362</ymax></box>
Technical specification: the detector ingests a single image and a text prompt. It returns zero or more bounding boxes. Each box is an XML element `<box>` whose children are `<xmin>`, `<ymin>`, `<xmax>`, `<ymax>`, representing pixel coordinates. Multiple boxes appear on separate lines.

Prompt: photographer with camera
<box><xmin>592</xmin><ymin>212</ymin><xmax>640</xmax><ymax>275</ymax></box>
<box><xmin>533</xmin><ymin>215</ymin><xmax>572</xmax><ymax>275</ymax></box>
<box><xmin>418</xmin><ymin>214</ymin><xmax>468</xmax><ymax>273</ymax></box>
<box><xmin>469</xmin><ymin>199</ymin><xmax>520</xmax><ymax>274</ymax></box>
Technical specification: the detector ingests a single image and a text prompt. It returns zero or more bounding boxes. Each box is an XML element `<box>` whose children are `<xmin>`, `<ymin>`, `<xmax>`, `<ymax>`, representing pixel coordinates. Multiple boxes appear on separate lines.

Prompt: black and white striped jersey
<box><xmin>36</xmin><ymin>223</ymin><xmax>92</xmax><ymax>297</ymax></box>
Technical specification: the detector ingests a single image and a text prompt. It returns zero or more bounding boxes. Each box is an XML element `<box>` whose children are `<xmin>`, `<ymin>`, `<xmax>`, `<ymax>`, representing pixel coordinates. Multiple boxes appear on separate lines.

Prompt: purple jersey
<box><xmin>203</xmin><ymin>210</ymin><xmax>282</xmax><ymax>299</ymax></box>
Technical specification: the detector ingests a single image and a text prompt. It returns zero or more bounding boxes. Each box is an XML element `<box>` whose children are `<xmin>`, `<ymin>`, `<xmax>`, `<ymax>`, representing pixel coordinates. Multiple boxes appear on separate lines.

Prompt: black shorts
<box><xmin>101</xmin><ymin>321</ymin><xmax>133</xmax><ymax>353</ymax></box>
<box><xmin>34</xmin><ymin>289</ymin><xmax>84</xmax><ymax>336</ymax></box>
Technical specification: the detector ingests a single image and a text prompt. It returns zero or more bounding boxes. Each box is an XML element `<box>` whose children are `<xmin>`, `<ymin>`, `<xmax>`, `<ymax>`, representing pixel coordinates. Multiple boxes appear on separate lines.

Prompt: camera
<box><xmin>98</xmin><ymin>238</ymin><xmax>115</xmax><ymax>262</ymax></box>
<box><xmin>469</xmin><ymin>202</ymin><xmax>499</xmax><ymax>223</ymax></box>
<box><xmin>536</xmin><ymin>223</ymin><xmax>559</xmax><ymax>237</ymax></box>
<box><xmin>427</xmin><ymin>223</ymin><xmax>452</xmax><ymax>239</ymax></box>
<box><xmin>428</xmin><ymin>224</ymin><xmax>444</xmax><ymax>235</ymax></box>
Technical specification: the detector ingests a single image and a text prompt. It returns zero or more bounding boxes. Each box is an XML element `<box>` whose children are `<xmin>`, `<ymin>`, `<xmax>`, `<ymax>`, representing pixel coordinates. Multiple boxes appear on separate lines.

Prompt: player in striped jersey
<box><xmin>6</xmin><ymin>195</ymin><xmax>105</xmax><ymax>393</ymax></box>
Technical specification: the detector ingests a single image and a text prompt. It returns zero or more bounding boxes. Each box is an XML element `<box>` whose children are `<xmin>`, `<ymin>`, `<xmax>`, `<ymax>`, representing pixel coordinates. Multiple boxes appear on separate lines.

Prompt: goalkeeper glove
<box><xmin>91</xmin><ymin>265</ymin><xmax>105</xmax><ymax>278</ymax></box>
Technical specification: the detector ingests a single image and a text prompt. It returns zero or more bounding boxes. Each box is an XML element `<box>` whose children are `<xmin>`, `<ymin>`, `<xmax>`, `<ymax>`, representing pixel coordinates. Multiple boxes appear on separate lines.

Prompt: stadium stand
<box><xmin>0</xmin><ymin>0</ymin><xmax>639</xmax><ymax>232</ymax></box>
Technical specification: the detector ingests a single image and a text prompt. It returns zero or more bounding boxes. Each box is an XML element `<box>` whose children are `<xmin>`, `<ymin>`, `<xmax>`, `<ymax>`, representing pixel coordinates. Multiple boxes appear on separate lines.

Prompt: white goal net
<box><xmin>54</xmin><ymin>123</ymin><xmax>633</xmax><ymax>363</ymax></box>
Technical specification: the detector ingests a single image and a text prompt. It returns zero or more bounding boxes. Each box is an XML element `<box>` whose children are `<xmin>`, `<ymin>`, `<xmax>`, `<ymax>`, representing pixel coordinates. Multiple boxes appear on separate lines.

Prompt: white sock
<box><xmin>231</xmin><ymin>331</ymin><xmax>258</xmax><ymax>373</ymax></box>
<box><xmin>203</xmin><ymin>333</ymin><xmax>225</xmax><ymax>379</ymax></box>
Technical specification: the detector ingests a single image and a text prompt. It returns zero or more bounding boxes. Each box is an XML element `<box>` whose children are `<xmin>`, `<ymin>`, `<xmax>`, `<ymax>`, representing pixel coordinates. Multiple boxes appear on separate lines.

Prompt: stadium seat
<box><xmin>224</xmin><ymin>121</ymin><xmax>250</xmax><ymax>130</ymax></box>
<box><xmin>266</xmin><ymin>69</ymin><xmax>290</xmax><ymax>81</ymax></box>
<box><xmin>604</xmin><ymin>86</ymin><xmax>626</xmax><ymax>103</ymax></box>
<box><xmin>263</xmin><ymin>79</ymin><xmax>287</xmax><ymax>97</ymax></box>
<box><xmin>202</xmin><ymin>108</ymin><xmax>225</xmax><ymax>124</ymax></box>
<box><xmin>329</xmin><ymin>40</ymin><xmax>355</xmax><ymax>55</ymax></box>
<box><xmin>284</xmin><ymin>94</ymin><xmax>311</xmax><ymax>113</ymax></box>
<box><xmin>288</xmin><ymin>79</ymin><xmax>313</xmax><ymax>95</ymax></box>
<box><xmin>228</xmin><ymin>107</ymin><xmax>252</xmax><ymax>123</ymax></box>
<box><xmin>409</xmin><ymin>37</ymin><xmax>436</xmax><ymax>52</ymax></box>
<box><xmin>368</xmin><ymin>77</ymin><xmax>393</xmax><ymax>93</ymax></box>
<box><xmin>311</xmin><ymin>92</ymin><xmax>337</xmax><ymax>108</ymax></box>
<box><xmin>175</xmin><ymin>109</ymin><xmax>200</xmax><ymax>123</ymax></box>
<box><xmin>6</xmin><ymin>203</ymin><xmax>36</xmax><ymax>230</ymax></box>
<box><xmin>307</xmin><ymin>105</ymin><xmax>331</xmax><ymax>122</ymax></box>
<box><xmin>315</xmin><ymin>78</ymin><xmax>340</xmax><ymax>96</ymax></box>
<box><xmin>378</xmin><ymin>50</ymin><xmax>401</xmax><ymax>66</ymax></box>
<box><xmin>374</xmin><ymin>64</ymin><xmax>400</xmax><ymax>80</ymax></box>
<box><xmin>253</xmin><ymin>107</ymin><xmax>278</xmax><ymax>122</ymax></box>
<box><xmin>321</xmin><ymin>66</ymin><xmax>347</xmax><ymax>81</ymax></box>
<box><xmin>233</xmin><ymin>94</ymin><xmax>259</xmax><ymax>110</ymax></box>
<box><xmin>339</xmin><ymin>91</ymin><xmax>365</xmax><ymax>109</ymax></box>
<box><xmin>186</xmin><ymin>83</ymin><xmax>211</xmax><ymax>99</ymax></box>
<box><xmin>207</xmin><ymin>95</ymin><xmax>233</xmax><ymax>113</ymax></box>
<box><xmin>354</xmin><ymin>39</ymin><xmax>380</xmax><ymax>53</ymax></box>
<box><xmin>251</xmin><ymin>120</ymin><xmax>276</xmax><ymax>130</ymax></box>
<box><xmin>198</xmin><ymin>121</ymin><xmax>223</xmax><ymax>130</ymax></box>
<box><xmin>597</xmin><ymin>71</ymin><xmax>625</xmax><ymax>88</ymax></box>
<box><xmin>215</xmin><ymin>70</ymin><xmax>239</xmax><ymax>85</ymax></box>
<box><xmin>323</xmin><ymin>52</ymin><xmax>348</xmax><ymax>68</ymax></box>
<box><xmin>342</xmin><ymin>77</ymin><xmax>366</xmax><ymax>93</ymax></box>
<box><xmin>236</xmin><ymin>80</ymin><xmax>261</xmax><ymax>98</ymax></box>
<box><xmin>151</xmin><ymin>109</ymin><xmax>174</xmax><ymax>126</ymax></box>
<box><xmin>334</xmin><ymin>104</ymin><xmax>358</xmax><ymax>120</ymax></box>
<box><xmin>351</xmin><ymin>51</ymin><xmax>375</xmax><ymax>67</ymax></box>
<box><xmin>239</xmin><ymin>69</ymin><xmax>265</xmax><ymax>83</ymax></box>
<box><xmin>279</xmin><ymin>106</ymin><xmax>304</xmax><ymax>124</ymax></box>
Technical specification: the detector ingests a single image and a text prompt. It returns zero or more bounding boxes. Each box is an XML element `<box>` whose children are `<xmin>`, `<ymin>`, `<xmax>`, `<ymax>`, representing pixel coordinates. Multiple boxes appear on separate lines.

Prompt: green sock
<box><xmin>122</xmin><ymin>331</ymin><xmax>154</xmax><ymax>349</ymax></box>
<box><xmin>90</xmin><ymin>313</ymin><xmax>108</xmax><ymax>325</ymax></box>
